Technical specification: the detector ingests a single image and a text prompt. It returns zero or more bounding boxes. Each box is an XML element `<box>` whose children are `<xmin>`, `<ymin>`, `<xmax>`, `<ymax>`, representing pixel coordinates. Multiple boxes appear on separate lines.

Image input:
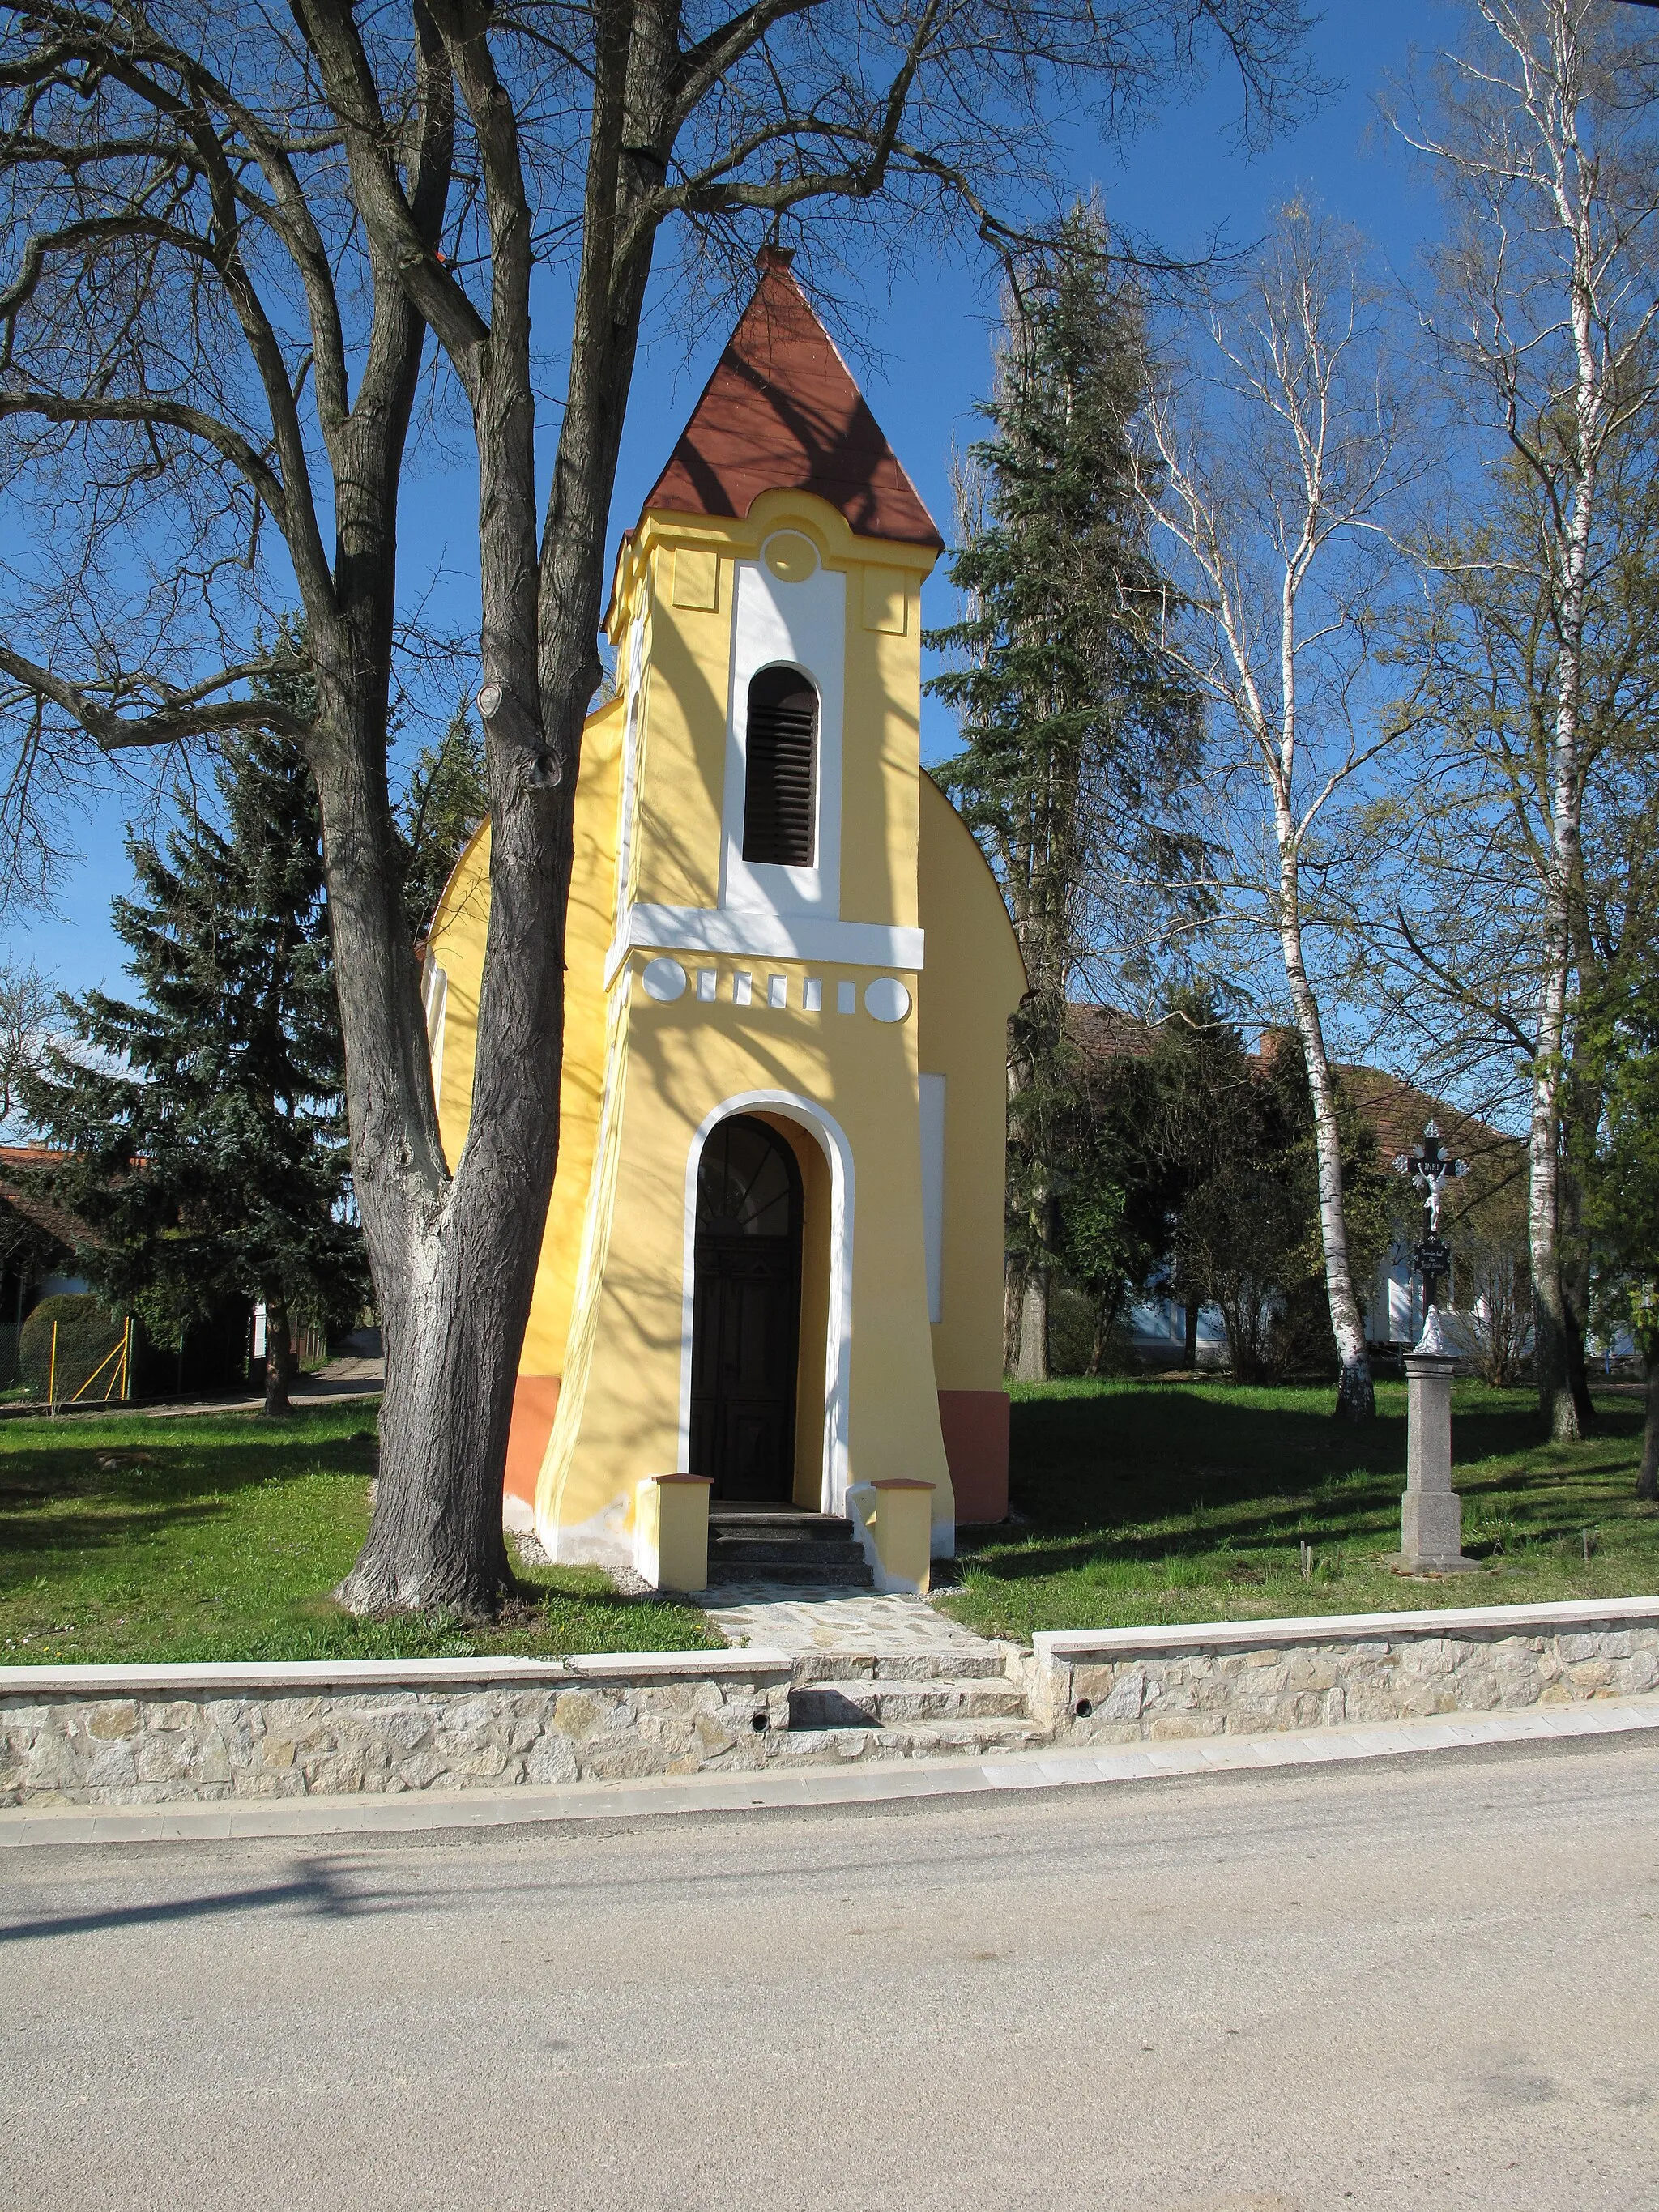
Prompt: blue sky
<box><xmin>12</xmin><ymin>2</ymin><xmax>1449</xmax><ymax>1001</ymax></box>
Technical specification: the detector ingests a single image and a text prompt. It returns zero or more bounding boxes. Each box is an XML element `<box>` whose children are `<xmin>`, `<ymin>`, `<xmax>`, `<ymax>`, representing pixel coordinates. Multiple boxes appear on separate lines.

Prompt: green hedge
<box><xmin>19</xmin><ymin>1294</ymin><xmax>135</xmax><ymax>1404</ymax></box>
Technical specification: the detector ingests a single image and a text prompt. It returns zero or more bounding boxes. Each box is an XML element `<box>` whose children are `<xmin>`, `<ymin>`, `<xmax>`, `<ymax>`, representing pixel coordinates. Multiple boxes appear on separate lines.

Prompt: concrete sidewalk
<box><xmin>6</xmin><ymin>1690</ymin><xmax>1656</xmax><ymax>1851</ymax></box>
<box><xmin>143</xmin><ymin>1351</ymin><xmax>384</xmax><ymax>1419</ymax></box>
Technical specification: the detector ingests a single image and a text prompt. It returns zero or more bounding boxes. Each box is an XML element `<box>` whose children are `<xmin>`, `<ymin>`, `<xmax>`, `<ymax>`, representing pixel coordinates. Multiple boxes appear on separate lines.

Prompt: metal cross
<box><xmin>1392</xmin><ymin>1122</ymin><xmax>1468</xmax><ymax>1314</ymax></box>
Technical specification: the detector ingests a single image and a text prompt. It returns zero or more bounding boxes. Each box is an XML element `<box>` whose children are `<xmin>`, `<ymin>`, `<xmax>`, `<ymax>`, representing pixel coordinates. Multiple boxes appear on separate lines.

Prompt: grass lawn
<box><xmin>0</xmin><ymin>1404</ymin><xmax>719</xmax><ymax>1665</ymax></box>
<box><xmin>938</xmin><ymin>1376</ymin><xmax>1659</xmax><ymax>1642</ymax></box>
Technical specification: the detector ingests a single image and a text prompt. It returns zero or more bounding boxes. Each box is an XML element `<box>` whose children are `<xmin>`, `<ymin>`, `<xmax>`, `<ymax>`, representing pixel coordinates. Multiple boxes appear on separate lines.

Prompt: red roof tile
<box><xmin>1066</xmin><ymin>1010</ymin><xmax>1522</xmax><ymax>1176</ymax></box>
<box><xmin>641</xmin><ymin>249</ymin><xmax>942</xmax><ymax>550</ymax></box>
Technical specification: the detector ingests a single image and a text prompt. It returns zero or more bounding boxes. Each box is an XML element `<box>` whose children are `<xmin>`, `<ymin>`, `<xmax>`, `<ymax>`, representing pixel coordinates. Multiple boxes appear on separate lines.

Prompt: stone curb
<box><xmin>1032</xmin><ymin>1593</ymin><xmax>1659</xmax><ymax>1662</ymax></box>
<box><xmin>5</xmin><ymin>1693</ymin><xmax>1655</xmax><ymax>1850</ymax></box>
<box><xmin>0</xmin><ymin>1648</ymin><xmax>794</xmax><ymax>1694</ymax></box>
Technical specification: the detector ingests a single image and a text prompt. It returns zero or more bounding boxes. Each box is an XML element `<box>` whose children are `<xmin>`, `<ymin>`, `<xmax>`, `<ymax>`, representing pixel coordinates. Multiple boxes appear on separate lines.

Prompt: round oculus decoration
<box><xmin>640</xmin><ymin>957</ymin><xmax>689</xmax><ymax>1003</ymax></box>
<box><xmin>762</xmin><ymin>531</ymin><xmax>820</xmax><ymax>583</ymax></box>
<box><xmin>864</xmin><ymin>977</ymin><xmax>911</xmax><ymax>1024</ymax></box>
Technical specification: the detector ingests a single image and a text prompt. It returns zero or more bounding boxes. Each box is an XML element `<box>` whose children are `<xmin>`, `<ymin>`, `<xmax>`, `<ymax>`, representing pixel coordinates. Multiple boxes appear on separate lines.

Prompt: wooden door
<box><xmin>689</xmin><ymin>1117</ymin><xmax>802</xmax><ymax>1502</ymax></box>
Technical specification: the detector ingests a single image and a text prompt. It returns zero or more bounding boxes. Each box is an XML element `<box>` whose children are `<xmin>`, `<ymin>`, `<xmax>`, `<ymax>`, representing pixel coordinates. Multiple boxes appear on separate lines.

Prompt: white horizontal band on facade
<box><xmin>604</xmin><ymin>904</ymin><xmax>926</xmax><ymax>986</ymax></box>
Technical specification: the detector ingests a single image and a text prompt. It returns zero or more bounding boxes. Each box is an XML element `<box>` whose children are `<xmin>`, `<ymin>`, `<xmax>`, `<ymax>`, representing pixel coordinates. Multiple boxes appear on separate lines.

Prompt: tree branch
<box><xmin>0</xmin><ymin>643</ymin><xmax>311</xmax><ymax>749</ymax></box>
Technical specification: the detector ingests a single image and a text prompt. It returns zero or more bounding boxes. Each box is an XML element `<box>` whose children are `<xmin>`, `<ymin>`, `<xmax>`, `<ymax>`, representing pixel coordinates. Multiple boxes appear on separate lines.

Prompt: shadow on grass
<box><xmin>0</xmin><ymin>1418</ymin><xmax>378</xmax><ymax>1575</ymax></box>
<box><xmin>958</xmin><ymin>1383</ymin><xmax>1647</xmax><ymax>1585</ymax></box>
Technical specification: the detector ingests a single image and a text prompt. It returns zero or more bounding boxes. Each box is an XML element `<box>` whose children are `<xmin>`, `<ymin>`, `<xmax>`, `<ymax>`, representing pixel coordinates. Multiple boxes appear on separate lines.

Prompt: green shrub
<box><xmin>19</xmin><ymin>1294</ymin><xmax>135</xmax><ymax>1404</ymax></box>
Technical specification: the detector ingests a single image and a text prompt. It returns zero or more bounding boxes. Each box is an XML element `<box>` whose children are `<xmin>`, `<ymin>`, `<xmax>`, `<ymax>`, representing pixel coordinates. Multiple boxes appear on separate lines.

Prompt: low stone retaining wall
<box><xmin>0</xmin><ymin>1652</ymin><xmax>792</xmax><ymax>1808</ymax></box>
<box><xmin>7</xmin><ymin>1597</ymin><xmax>1659</xmax><ymax>1809</ymax></box>
<box><xmin>1030</xmin><ymin>1597</ymin><xmax>1659</xmax><ymax>1743</ymax></box>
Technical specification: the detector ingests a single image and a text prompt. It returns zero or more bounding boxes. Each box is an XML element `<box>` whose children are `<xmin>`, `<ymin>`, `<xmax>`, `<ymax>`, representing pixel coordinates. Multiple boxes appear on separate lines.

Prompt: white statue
<box><xmin>1420</xmin><ymin>1174</ymin><xmax>1444</xmax><ymax>1234</ymax></box>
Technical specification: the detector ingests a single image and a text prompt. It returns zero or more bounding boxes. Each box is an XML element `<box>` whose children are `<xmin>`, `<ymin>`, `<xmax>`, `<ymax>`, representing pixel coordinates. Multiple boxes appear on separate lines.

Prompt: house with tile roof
<box><xmin>1067</xmin><ymin>1008</ymin><xmax>1529</xmax><ymax>1362</ymax></box>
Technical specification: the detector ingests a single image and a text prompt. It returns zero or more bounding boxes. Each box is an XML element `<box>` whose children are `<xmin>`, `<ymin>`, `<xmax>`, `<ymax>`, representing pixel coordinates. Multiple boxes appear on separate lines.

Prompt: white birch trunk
<box><xmin>1277</xmin><ymin>845</ymin><xmax>1375</xmax><ymax>1414</ymax></box>
<box><xmin>1268</xmin><ymin>575</ymin><xmax>1374</xmax><ymax>1418</ymax></box>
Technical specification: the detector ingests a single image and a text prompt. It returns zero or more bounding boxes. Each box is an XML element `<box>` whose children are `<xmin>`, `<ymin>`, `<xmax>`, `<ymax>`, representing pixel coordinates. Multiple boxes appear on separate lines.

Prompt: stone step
<box><xmin>707</xmin><ymin>1510</ymin><xmax>856</xmax><ymax>1540</ymax></box>
<box><xmin>706</xmin><ymin>1536</ymin><xmax>869</xmax><ymax>1565</ymax></box>
<box><xmin>769</xmin><ymin>1715</ymin><xmax>1049</xmax><ymax>1764</ymax></box>
<box><xmin>788</xmin><ymin>1647</ymin><xmax>1025</xmax><ymax>1685</ymax></box>
<box><xmin>703</xmin><ymin>1558</ymin><xmax>875</xmax><ymax>1588</ymax></box>
<box><xmin>789</xmin><ymin>1677</ymin><xmax>1030</xmax><ymax>1728</ymax></box>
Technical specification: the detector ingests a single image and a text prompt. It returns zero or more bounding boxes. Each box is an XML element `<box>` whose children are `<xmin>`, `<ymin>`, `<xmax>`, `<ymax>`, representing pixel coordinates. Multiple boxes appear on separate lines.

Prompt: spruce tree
<box><xmin>926</xmin><ymin>205</ymin><xmax>1204</xmax><ymax>1376</ymax></box>
<box><xmin>25</xmin><ymin>733</ymin><xmax>365</xmax><ymax>1414</ymax></box>
<box><xmin>398</xmin><ymin>703</ymin><xmax>490</xmax><ymax>941</ymax></box>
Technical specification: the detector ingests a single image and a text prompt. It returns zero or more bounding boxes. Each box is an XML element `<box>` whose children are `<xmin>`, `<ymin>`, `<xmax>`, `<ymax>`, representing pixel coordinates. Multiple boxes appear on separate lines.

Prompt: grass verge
<box><xmin>0</xmin><ymin>1404</ymin><xmax>719</xmax><ymax>1664</ymax></box>
<box><xmin>936</xmin><ymin>1376</ymin><xmax>1659</xmax><ymax>1642</ymax></box>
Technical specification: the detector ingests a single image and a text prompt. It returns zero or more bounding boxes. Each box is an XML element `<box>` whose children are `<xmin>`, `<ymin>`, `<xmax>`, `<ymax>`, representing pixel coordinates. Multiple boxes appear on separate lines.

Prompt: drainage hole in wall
<box><xmin>751</xmin><ymin>1711</ymin><xmax>770</xmax><ymax>1733</ymax></box>
<box><xmin>1075</xmin><ymin>1698</ymin><xmax>1094</xmax><ymax>1719</ymax></box>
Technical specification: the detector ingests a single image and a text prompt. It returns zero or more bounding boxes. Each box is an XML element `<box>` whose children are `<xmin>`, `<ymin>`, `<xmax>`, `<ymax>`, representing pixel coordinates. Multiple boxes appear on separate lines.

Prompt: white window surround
<box><xmin>604</xmin><ymin>904</ymin><xmax>923</xmax><ymax>983</ymax></box>
<box><xmin>719</xmin><ymin>549</ymin><xmax>846</xmax><ymax>918</ymax></box>
<box><xmin>677</xmin><ymin>1091</ymin><xmax>855</xmax><ymax>1518</ymax></box>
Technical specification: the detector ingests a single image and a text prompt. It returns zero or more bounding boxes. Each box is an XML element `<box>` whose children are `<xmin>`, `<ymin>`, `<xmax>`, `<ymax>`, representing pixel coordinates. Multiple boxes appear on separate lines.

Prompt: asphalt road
<box><xmin>4</xmin><ymin>1737</ymin><xmax>1657</xmax><ymax>2212</ymax></box>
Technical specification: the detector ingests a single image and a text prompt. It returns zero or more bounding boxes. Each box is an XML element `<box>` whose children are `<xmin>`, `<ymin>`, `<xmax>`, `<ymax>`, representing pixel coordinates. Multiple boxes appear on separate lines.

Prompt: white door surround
<box><xmin>677</xmin><ymin>1089</ymin><xmax>855</xmax><ymax>1517</ymax></box>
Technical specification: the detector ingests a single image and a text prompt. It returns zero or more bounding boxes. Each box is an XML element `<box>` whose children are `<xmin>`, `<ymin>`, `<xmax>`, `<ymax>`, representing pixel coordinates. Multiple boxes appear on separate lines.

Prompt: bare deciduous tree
<box><xmin>1142</xmin><ymin>202</ymin><xmax>1422</xmax><ymax>1421</ymax></box>
<box><xmin>0</xmin><ymin>956</ymin><xmax>51</xmax><ymax>1135</ymax></box>
<box><xmin>0</xmin><ymin>0</ymin><xmax>1316</xmax><ymax>1611</ymax></box>
<box><xmin>1390</xmin><ymin>0</ymin><xmax>1659</xmax><ymax>1438</ymax></box>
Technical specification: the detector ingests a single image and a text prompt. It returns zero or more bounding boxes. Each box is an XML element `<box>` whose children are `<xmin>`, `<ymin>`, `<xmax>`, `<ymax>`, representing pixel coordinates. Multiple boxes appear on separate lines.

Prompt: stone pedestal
<box><xmin>633</xmin><ymin>1474</ymin><xmax>712</xmax><ymax>1592</ymax></box>
<box><xmin>1394</xmin><ymin>1346</ymin><xmax>1479</xmax><ymax>1575</ymax></box>
<box><xmin>848</xmin><ymin>1478</ymin><xmax>936</xmax><ymax>1594</ymax></box>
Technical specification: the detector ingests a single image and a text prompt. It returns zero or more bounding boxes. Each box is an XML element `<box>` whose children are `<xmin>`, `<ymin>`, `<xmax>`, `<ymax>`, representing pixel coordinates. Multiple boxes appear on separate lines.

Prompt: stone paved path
<box><xmin>705</xmin><ymin>1585</ymin><xmax>998</xmax><ymax>1652</ymax></box>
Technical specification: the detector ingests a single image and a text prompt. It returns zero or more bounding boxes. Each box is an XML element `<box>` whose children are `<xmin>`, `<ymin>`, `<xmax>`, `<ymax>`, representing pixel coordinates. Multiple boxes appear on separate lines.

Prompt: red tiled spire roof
<box><xmin>640</xmin><ymin>249</ymin><xmax>942</xmax><ymax>550</ymax></box>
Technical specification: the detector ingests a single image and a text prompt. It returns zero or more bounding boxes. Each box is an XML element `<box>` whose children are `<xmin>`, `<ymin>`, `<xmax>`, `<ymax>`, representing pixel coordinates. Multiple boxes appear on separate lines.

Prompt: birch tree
<box><xmin>1144</xmin><ymin>202</ymin><xmax>1421</xmax><ymax>1421</ymax></box>
<box><xmin>1380</xmin><ymin>437</ymin><xmax>1659</xmax><ymax>1432</ymax></box>
<box><xmin>1391</xmin><ymin>0</ymin><xmax>1659</xmax><ymax>1438</ymax></box>
<box><xmin>0</xmin><ymin>0</ymin><xmax>1316</xmax><ymax>1613</ymax></box>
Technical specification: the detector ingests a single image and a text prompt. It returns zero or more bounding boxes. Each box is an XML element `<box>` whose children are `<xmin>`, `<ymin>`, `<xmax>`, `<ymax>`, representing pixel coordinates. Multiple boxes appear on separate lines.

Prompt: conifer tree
<box><xmin>24</xmin><ymin>733</ymin><xmax>365</xmax><ymax>1414</ymax></box>
<box><xmin>398</xmin><ymin>704</ymin><xmax>490</xmax><ymax>942</ymax></box>
<box><xmin>926</xmin><ymin>206</ymin><xmax>1204</xmax><ymax>1376</ymax></box>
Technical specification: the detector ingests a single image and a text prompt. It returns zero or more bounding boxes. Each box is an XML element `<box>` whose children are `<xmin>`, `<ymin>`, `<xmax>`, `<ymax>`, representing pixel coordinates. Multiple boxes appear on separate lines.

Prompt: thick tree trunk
<box><xmin>1638</xmin><ymin>1353</ymin><xmax>1659</xmax><ymax>1503</ymax></box>
<box><xmin>1017</xmin><ymin>1269</ymin><xmax>1051</xmax><ymax>1383</ymax></box>
<box><xmin>1003</xmin><ymin>1250</ymin><xmax>1026</xmax><ymax>1376</ymax></box>
<box><xmin>293</xmin><ymin>2</ymin><xmax>670</xmax><ymax>1618</ymax></box>
<box><xmin>335</xmin><ymin>1230</ymin><xmax>518</xmax><ymax>1613</ymax></box>
<box><xmin>314</xmin><ymin>697</ymin><xmax>535</xmax><ymax>1614</ymax></box>
<box><xmin>262</xmin><ymin>1296</ymin><xmax>292</xmax><ymax>1419</ymax></box>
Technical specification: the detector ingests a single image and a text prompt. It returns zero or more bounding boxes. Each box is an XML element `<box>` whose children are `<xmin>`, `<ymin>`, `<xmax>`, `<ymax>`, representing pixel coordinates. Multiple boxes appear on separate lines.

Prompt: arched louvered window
<box><xmin>742</xmin><ymin>665</ymin><xmax>818</xmax><ymax>867</ymax></box>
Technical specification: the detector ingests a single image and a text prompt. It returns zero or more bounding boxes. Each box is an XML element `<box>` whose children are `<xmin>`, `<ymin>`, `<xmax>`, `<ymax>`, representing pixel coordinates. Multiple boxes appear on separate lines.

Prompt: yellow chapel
<box><xmin>423</xmin><ymin>248</ymin><xmax>1024</xmax><ymax>1592</ymax></box>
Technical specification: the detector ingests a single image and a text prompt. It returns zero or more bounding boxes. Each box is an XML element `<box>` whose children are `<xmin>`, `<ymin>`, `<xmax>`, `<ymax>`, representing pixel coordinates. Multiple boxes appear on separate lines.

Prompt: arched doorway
<box><xmin>689</xmin><ymin>1115</ymin><xmax>803</xmax><ymax>1501</ymax></box>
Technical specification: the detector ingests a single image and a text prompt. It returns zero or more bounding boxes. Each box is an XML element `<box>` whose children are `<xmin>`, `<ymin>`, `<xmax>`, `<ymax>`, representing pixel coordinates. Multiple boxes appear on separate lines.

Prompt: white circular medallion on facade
<box><xmin>640</xmin><ymin>956</ymin><xmax>689</xmax><ymax>1003</ymax></box>
<box><xmin>762</xmin><ymin>531</ymin><xmax>820</xmax><ymax>583</ymax></box>
<box><xmin>864</xmin><ymin>977</ymin><xmax>912</xmax><ymax>1024</ymax></box>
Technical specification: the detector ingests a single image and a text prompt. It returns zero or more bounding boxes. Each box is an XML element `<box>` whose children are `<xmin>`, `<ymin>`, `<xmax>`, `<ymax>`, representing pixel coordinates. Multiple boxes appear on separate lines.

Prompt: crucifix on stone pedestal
<box><xmin>1391</xmin><ymin>1124</ymin><xmax>1479</xmax><ymax>1576</ymax></box>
